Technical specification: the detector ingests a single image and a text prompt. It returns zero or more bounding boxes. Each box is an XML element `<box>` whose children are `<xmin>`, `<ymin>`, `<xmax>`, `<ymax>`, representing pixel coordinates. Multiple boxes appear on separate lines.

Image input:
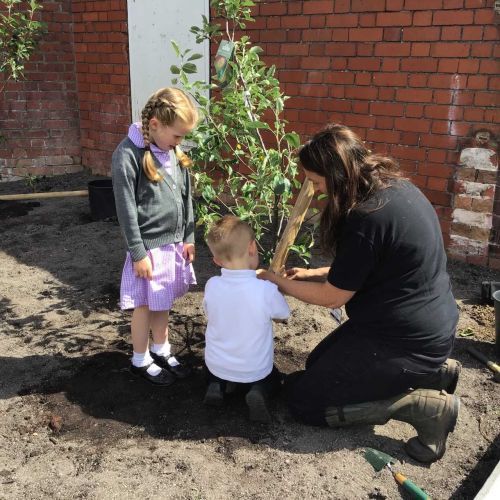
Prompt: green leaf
<box><xmin>170</xmin><ymin>65</ymin><xmax>180</xmax><ymax>75</ymax></box>
<box><xmin>188</xmin><ymin>53</ymin><xmax>203</xmax><ymax>61</ymax></box>
<box><xmin>284</xmin><ymin>132</ymin><xmax>300</xmax><ymax>149</ymax></box>
<box><xmin>182</xmin><ymin>62</ymin><xmax>198</xmax><ymax>74</ymax></box>
<box><xmin>171</xmin><ymin>40</ymin><xmax>180</xmax><ymax>57</ymax></box>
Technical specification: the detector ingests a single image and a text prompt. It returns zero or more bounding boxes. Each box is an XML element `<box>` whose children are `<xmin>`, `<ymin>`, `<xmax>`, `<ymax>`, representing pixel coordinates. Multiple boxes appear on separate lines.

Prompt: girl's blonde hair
<box><xmin>141</xmin><ymin>87</ymin><xmax>198</xmax><ymax>182</ymax></box>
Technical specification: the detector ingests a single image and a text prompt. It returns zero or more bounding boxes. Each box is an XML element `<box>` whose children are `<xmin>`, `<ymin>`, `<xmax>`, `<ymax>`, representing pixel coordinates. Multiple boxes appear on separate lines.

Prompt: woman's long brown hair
<box><xmin>299</xmin><ymin>124</ymin><xmax>402</xmax><ymax>254</ymax></box>
<box><xmin>140</xmin><ymin>87</ymin><xmax>198</xmax><ymax>182</ymax></box>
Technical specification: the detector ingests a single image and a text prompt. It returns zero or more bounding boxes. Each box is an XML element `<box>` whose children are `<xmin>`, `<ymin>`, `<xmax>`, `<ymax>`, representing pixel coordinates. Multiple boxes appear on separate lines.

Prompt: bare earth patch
<box><xmin>0</xmin><ymin>172</ymin><xmax>499</xmax><ymax>499</ymax></box>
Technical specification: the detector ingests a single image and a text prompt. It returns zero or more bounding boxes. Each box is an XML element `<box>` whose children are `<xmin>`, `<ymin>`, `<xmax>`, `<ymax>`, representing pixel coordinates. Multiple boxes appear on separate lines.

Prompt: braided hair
<box><xmin>140</xmin><ymin>88</ymin><xmax>198</xmax><ymax>182</ymax></box>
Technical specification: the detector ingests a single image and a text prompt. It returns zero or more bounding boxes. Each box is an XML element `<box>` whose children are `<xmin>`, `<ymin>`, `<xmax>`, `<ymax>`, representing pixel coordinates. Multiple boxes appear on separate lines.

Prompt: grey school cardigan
<box><xmin>111</xmin><ymin>137</ymin><xmax>195</xmax><ymax>262</ymax></box>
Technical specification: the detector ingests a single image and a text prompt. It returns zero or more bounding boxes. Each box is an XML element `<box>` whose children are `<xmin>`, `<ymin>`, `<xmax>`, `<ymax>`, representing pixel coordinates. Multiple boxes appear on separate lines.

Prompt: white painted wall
<box><xmin>127</xmin><ymin>0</ymin><xmax>210</xmax><ymax>121</ymax></box>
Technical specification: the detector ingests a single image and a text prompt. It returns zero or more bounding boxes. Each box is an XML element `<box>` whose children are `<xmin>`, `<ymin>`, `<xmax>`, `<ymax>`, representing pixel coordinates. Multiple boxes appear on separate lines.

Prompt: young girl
<box><xmin>112</xmin><ymin>87</ymin><xmax>198</xmax><ymax>385</ymax></box>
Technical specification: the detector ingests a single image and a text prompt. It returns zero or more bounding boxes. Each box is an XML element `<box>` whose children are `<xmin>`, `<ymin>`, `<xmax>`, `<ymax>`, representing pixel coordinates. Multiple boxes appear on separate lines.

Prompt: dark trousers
<box><xmin>205</xmin><ymin>365</ymin><xmax>282</xmax><ymax>396</ymax></box>
<box><xmin>284</xmin><ymin>320</ymin><xmax>454</xmax><ymax>426</ymax></box>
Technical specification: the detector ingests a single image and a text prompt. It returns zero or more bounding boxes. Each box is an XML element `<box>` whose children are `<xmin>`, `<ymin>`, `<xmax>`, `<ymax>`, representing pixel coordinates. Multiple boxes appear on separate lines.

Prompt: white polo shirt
<box><xmin>203</xmin><ymin>269</ymin><xmax>290</xmax><ymax>383</ymax></box>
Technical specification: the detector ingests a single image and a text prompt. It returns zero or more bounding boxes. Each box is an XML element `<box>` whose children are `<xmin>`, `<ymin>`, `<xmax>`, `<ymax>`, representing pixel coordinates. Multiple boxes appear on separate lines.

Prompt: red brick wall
<box><xmin>0</xmin><ymin>0</ymin><xmax>81</xmax><ymax>180</ymax></box>
<box><xmin>247</xmin><ymin>0</ymin><xmax>499</xmax><ymax>249</ymax></box>
<box><xmin>72</xmin><ymin>0</ymin><xmax>130</xmax><ymax>175</ymax></box>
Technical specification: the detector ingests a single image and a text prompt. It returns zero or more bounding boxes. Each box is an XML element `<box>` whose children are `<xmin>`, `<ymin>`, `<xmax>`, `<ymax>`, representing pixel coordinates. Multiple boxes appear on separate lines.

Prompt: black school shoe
<box><xmin>245</xmin><ymin>385</ymin><xmax>272</xmax><ymax>423</ymax></box>
<box><xmin>149</xmin><ymin>351</ymin><xmax>192</xmax><ymax>379</ymax></box>
<box><xmin>203</xmin><ymin>381</ymin><xmax>224</xmax><ymax>407</ymax></box>
<box><xmin>130</xmin><ymin>363</ymin><xmax>176</xmax><ymax>386</ymax></box>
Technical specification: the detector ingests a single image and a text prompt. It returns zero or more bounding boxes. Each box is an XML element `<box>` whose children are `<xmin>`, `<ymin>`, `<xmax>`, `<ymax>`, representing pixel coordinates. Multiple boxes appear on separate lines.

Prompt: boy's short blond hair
<box><xmin>206</xmin><ymin>215</ymin><xmax>255</xmax><ymax>262</ymax></box>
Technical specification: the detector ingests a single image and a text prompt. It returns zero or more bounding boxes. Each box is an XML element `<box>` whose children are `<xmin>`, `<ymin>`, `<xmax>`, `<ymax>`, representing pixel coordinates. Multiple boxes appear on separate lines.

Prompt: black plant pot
<box><xmin>88</xmin><ymin>179</ymin><xmax>116</xmax><ymax>221</ymax></box>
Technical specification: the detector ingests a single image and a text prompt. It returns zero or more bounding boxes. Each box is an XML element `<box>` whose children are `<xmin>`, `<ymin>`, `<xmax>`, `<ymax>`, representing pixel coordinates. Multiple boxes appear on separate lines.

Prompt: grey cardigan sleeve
<box><xmin>183</xmin><ymin>168</ymin><xmax>195</xmax><ymax>244</ymax></box>
<box><xmin>111</xmin><ymin>141</ymin><xmax>148</xmax><ymax>261</ymax></box>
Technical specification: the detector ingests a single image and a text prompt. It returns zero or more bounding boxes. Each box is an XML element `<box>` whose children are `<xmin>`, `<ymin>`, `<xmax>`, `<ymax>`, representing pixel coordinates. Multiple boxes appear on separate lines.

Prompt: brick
<box><xmin>351</xmin><ymin>0</ymin><xmax>386</xmax><ymax>12</ymax></box>
<box><xmin>348</xmin><ymin>58</ymin><xmax>381</xmax><ymax>71</ymax></box>
<box><xmin>325</xmin><ymin>43</ymin><xmax>356</xmax><ymax>56</ymax></box>
<box><xmin>433</xmin><ymin>10</ymin><xmax>473</xmax><ymax>25</ymax></box>
<box><xmin>374</xmin><ymin>43</ymin><xmax>411</xmax><ymax>56</ymax></box>
<box><xmin>457</xmin><ymin>59</ymin><xmax>480</xmax><ymax>73</ymax></box>
<box><xmin>474</xmin><ymin>8</ymin><xmax>495</xmax><ymax>24</ymax></box>
<box><xmin>471</xmin><ymin>42</ymin><xmax>494</xmax><ymax>58</ymax></box>
<box><xmin>411</xmin><ymin>43</ymin><xmax>431</xmax><ymax>57</ymax></box>
<box><xmin>383</xmin><ymin>27</ymin><xmax>403</xmax><ymax>42</ymax></box>
<box><xmin>474</xmin><ymin>92</ymin><xmax>498</xmax><ymax>107</ymax></box>
<box><xmin>386</xmin><ymin>0</ymin><xmax>405</xmax><ymax>10</ymax></box>
<box><xmin>413</xmin><ymin>11</ymin><xmax>432</xmax><ymax>26</ymax></box>
<box><xmin>345</xmin><ymin>87</ymin><xmax>379</xmax><ymax>100</ymax></box>
<box><xmin>395</xmin><ymin>117</ymin><xmax>431</xmax><ymax>133</ymax></box>
<box><xmin>326</xmin><ymin>13</ymin><xmax>359</xmax><ymax>27</ymax></box>
<box><xmin>349</xmin><ymin>28</ymin><xmax>383</xmax><ymax>41</ymax></box>
<box><xmin>403</xmin><ymin>27</ymin><xmax>441</xmax><ymax>41</ymax></box>
<box><xmin>462</xmin><ymin>26</ymin><xmax>483</xmax><ymax>40</ymax></box>
<box><xmin>303</xmin><ymin>1</ymin><xmax>334</xmax><ymax>14</ymax></box>
<box><xmin>404</xmin><ymin>0</ymin><xmax>444</xmax><ymax>9</ymax></box>
<box><xmin>380</xmin><ymin>58</ymin><xmax>401</xmax><ymax>71</ymax></box>
<box><xmin>431</xmin><ymin>43</ymin><xmax>470</xmax><ymax>58</ymax></box>
<box><xmin>438</xmin><ymin>59</ymin><xmax>459</xmax><ymax>73</ymax></box>
<box><xmin>401</xmin><ymin>58</ymin><xmax>438</xmax><ymax>72</ymax></box>
<box><xmin>376</xmin><ymin>12</ymin><xmax>412</xmax><ymax>26</ymax></box>
<box><xmin>441</xmin><ymin>27</ymin><xmax>462</xmax><ymax>41</ymax></box>
<box><xmin>260</xmin><ymin>2</ymin><xmax>287</xmax><ymax>15</ymax></box>
<box><xmin>283</xmin><ymin>16</ymin><xmax>311</xmax><ymax>29</ymax></box>
<box><xmin>360</xmin><ymin>13</ymin><xmax>376</xmax><ymax>26</ymax></box>
<box><xmin>357</xmin><ymin>43</ymin><xmax>375</xmax><ymax>56</ymax></box>
<box><xmin>467</xmin><ymin>75</ymin><xmax>490</xmax><ymax>90</ymax></box>
<box><xmin>406</xmin><ymin>104</ymin><xmax>424</xmax><ymax>118</ymax></box>
<box><xmin>479</xmin><ymin>60</ymin><xmax>499</xmax><ymax>74</ymax></box>
<box><xmin>372</xmin><ymin>72</ymin><xmax>408</xmax><ymax>86</ymax></box>
<box><xmin>378</xmin><ymin>88</ymin><xmax>396</xmax><ymax>101</ymax></box>
<box><xmin>420</xmin><ymin>134</ymin><xmax>457</xmax><ymax>149</ymax></box>
<box><xmin>370</xmin><ymin>102</ymin><xmax>405</xmax><ymax>116</ymax></box>
<box><xmin>396</xmin><ymin>88</ymin><xmax>433</xmax><ymax>103</ymax></box>
<box><xmin>300</xmin><ymin>56</ymin><xmax>331</xmax><ymax>70</ymax></box>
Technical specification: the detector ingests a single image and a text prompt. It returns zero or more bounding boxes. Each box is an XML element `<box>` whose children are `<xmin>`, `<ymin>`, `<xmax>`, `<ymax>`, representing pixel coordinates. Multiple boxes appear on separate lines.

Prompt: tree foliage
<box><xmin>0</xmin><ymin>0</ymin><xmax>45</xmax><ymax>91</ymax></box>
<box><xmin>171</xmin><ymin>0</ymin><xmax>314</xmax><ymax>264</ymax></box>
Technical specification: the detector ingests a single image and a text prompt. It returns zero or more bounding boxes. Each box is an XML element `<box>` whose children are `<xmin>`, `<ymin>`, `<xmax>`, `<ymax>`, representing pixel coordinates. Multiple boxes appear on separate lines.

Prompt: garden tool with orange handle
<box><xmin>364</xmin><ymin>448</ymin><xmax>430</xmax><ymax>500</ymax></box>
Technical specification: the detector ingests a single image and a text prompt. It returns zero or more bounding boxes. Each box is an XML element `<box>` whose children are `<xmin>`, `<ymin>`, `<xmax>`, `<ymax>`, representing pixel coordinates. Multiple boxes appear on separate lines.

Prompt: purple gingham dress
<box><xmin>119</xmin><ymin>123</ymin><xmax>197</xmax><ymax>311</ymax></box>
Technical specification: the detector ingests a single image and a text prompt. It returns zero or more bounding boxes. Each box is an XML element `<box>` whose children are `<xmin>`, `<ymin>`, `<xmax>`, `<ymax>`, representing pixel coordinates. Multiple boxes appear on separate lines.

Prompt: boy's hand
<box><xmin>133</xmin><ymin>256</ymin><xmax>153</xmax><ymax>280</ymax></box>
<box><xmin>183</xmin><ymin>243</ymin><xmax>195</xmax><ymax>263</ymax></box>
<box><xmin>256</xmin><ymin>269</ymin><xmax>278</xmax><ymax>283</ymax></box>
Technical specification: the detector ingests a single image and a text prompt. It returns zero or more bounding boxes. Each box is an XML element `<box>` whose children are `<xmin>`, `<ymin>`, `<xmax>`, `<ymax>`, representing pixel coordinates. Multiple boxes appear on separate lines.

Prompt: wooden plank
<box><xmin>269</xmin><ymin>179</ymin><xmax>315</xmax><ymax>273</ymax></box>
<box><xmin>0</xmin><ymin>190</ymin><xmax>89</xmax><ymax>201</ymax></box>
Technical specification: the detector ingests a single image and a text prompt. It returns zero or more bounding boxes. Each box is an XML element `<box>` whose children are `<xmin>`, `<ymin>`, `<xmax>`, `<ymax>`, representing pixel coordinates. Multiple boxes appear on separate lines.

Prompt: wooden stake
<box><xmin>0</xmin><ymin>190</ymin><xmax>89</xmax><ymax>201</ymax></box>
<box><xmin>269</xmin><ymin>179</ymin><xmax>315</xmax><ymax>273</ymax></box>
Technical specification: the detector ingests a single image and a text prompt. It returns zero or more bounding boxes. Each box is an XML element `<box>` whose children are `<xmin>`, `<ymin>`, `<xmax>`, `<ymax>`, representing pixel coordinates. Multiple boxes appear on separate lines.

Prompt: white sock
<box><xmin>167</xmin><ymin>356</ymin><xmax>180</xmax><ymax>367</ymax></box>
<box><xmin>132</xmin><ymin>351</ymin><xmax>162</xmax><ymax>376</ymax></box>
<box><xmin>151</xmin><ymin>342</ymin><xmax>171</xmax><ymax>357</ymax></box>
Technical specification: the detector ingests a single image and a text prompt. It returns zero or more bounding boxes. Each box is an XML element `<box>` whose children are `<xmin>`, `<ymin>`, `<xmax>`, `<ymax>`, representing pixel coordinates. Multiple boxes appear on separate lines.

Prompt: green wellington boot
<box><xmin>324</xmin><ymin>388</ymin><xmax>460</xmax><ymax>463</ymax></box>
<box><xmin>417</xmin><ymin>359</ymin><xmax>462</xmax><ymax>394</ymax></box>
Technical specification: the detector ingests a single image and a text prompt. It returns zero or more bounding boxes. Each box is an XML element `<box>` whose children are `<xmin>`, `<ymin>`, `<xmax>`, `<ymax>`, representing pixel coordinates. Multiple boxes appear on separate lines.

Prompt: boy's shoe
<box><xmin>130</xmin><ymin>363</ymin><xmax>176</xmax><ymax>386</ymax></box>
<box><xmin>203</xmin><ymin>381</ymin><xmax>224</xmax><ymax>407</ymax></box>
<box><xmin>245</xmin><ymin>385</ymin><xmax>272</xmax><ymax>423</ymax></box>
<box><xmin>149</xmin><ymin>351</ymin><xmax>192</xmax><ymax>379</ymax></box>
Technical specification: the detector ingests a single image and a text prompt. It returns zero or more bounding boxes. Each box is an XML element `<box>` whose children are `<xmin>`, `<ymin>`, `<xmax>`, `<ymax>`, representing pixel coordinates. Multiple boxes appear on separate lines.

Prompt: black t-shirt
<box><xmin>328</xmin><ymin>181</ymin><xmax>458</xmax><ymax>352</ymax></box>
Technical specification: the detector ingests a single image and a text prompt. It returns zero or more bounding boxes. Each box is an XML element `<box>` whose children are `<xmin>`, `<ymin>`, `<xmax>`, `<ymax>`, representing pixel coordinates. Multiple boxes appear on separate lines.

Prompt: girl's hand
<box><xmin>133</xmin><ymin>256</ymin><xmax>153</xmax><ymax>280</ymax></box>
<box><xmin>183</xmin><ymin>243</ymin><xmax>195</xmax><ymax>263</ymax></box>
<box><xmin>285</xmin><ymin>267</ymin><xmax>310</xmax><ymax>280</ymax></box>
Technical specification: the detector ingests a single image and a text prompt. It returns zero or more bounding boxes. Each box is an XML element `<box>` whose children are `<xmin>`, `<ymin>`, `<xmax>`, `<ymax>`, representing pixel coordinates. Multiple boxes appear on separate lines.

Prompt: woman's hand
<box><xmin>133</xmin><ymin>256</ymin><xmax>153</xmax><ymax>280</ymax></box>
<box><xmin>183</xmin><ymin>243</ymin><xmax>195</xmax><ymax>263</ymax></box>
<box><xmin>285</xmin><ymin>267</ymin><xmax>311</xmax><ymax>280</ymax></box>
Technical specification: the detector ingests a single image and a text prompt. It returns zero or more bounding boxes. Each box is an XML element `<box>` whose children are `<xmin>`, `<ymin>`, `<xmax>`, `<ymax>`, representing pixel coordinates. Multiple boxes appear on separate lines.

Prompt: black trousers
<box><xmin>284</xmin><ymin>320</ymin><xmax>454</xmax><ymax>426</ymax></box>
<box><xmin>205</xmin><ymin>365</ymin><xmax>283</xmax><ymax>396</ymax></box>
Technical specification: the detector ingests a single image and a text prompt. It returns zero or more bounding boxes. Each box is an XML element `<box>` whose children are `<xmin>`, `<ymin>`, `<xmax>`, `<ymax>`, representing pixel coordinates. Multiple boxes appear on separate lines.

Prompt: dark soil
<box><xmin>0</xmin><ymin>170</ymin><xmax>499</xmax><ymax>499</ymax></box>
